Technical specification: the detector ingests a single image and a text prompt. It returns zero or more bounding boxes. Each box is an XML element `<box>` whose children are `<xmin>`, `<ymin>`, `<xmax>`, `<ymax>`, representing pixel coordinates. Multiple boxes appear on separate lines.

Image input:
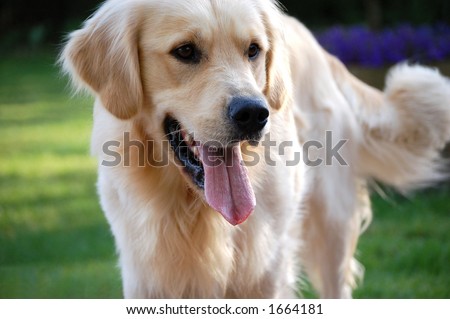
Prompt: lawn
<box><xmin>0</xmin><ymin>52</ymin><xmax>121</xmax><ymax>298</ymax></box>
<box><xmin>0</xmin><ymin>51</ymin><xmax>449</xmax><ymax>298</ymax></box>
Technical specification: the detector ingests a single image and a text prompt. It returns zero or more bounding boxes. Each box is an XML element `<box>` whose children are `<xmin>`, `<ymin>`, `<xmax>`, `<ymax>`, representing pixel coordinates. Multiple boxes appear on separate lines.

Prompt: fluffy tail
<box><xmin>328</xmin><ymin>55</ymin><xmax>450</xmax><ymax>190</ymax></box>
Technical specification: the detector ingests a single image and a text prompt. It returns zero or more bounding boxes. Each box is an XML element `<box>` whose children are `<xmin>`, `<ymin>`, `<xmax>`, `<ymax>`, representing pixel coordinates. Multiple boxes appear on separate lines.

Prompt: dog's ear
<box><xmin>262</xmin><ymin>6</ymin><xmax>291</xmax><ymax>110</ymax></box>
<box><xmin>61</xmin><ymin>1</ymin><xmax>144</xmax><ymax>120</ymax></box>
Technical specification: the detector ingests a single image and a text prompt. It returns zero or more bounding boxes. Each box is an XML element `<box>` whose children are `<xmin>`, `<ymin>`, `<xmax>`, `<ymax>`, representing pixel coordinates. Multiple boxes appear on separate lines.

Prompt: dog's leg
<box><xmin>301</xmin><ymin>172</ymin><xmax>368</xmax><ymax>298</ymax></box>
<box><xmin>292</xmin><ymin>24</ymin><xmax>449</xmax><ymax>298</ymax></box>
<box><xmin>304</xmin><ymin>54</ymin><xmax>450</xmax><ymax>299</ymax></box>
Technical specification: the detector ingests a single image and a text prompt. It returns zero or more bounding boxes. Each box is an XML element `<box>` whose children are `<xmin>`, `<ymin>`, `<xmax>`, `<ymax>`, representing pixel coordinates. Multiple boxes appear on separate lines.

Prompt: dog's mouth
<box><xmin>164</xmin><ymin>116</ymin><xmax>256</xmax><ymax>225</ymax></box>
<box><xmin>164</xmin><ymin>117</ymin><xmax>205</xmax><ymax>189</ymax></box>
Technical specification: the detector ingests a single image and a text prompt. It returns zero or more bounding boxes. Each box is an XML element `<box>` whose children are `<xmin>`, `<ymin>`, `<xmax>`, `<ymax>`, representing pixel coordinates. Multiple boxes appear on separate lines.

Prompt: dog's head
<box><xmin>61</xmin><ymin>0</ymin><xmax>290</xmax><ymax>225</ymax></box>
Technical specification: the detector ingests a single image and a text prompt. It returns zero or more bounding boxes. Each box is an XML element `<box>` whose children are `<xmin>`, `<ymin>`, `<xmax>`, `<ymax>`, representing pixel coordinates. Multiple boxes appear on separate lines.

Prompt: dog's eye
<box><xmin>248</xmin><ymin>43</ymin><xmax>260</xmax><ymax>61</ymax></box>
<box><xmin>172</xmin><ymin>44</ymin><xmax>201</xmax><ymax>64</ymax></box>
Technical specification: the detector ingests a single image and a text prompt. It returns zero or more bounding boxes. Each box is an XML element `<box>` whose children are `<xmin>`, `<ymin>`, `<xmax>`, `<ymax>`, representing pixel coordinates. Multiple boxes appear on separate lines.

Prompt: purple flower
<box><xmin>314</xmin><ymin>23</ymin><xmax>450</xmax><ymax>67</ymax></box>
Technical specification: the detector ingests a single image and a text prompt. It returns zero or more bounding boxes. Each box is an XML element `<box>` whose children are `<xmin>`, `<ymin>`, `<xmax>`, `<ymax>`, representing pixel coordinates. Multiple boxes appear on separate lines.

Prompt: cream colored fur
<box><xmin>61</xmin><ymin>0</ymin><xmax>450</xmax><ymax>298</ymax></box>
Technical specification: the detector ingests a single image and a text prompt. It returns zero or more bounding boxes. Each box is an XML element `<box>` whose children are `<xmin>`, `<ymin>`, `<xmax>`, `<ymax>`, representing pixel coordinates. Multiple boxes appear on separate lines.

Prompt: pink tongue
<box><xmin>200</xmin><ymin>144</ymin><xmax>256</xmax><ymax>225</ymax></box>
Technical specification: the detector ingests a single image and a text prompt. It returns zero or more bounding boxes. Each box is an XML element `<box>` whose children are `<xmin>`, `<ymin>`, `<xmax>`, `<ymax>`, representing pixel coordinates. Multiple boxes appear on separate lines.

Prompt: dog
<box><xmin>61</xmin><ymin>0</ymin><xmax>450</xmax><ymax>298</ymax></box>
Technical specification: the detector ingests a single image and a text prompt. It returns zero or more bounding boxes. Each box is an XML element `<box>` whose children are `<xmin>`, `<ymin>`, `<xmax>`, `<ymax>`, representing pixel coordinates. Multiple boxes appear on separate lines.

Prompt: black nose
<box><xmin>228</xmin><ymin>97</ymin><xmax>269</xmax><ymax>138</ymax></box>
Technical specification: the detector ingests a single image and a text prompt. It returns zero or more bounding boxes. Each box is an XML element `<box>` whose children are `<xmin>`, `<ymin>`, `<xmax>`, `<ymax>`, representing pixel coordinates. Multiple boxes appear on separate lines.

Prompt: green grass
<box><xmin>0</xmin><ymin>52</ymin><xmax>449</xmax><ymax>298</ymax></box>
<box><xmin>0</xmin><ymin>51</ymin><xmax>121</xmax><ymax>298</ymax></box>
<box><xmin>354</xmin><ymin>188</ymin><xmax>450</xmax><ymax>298</ymax></box>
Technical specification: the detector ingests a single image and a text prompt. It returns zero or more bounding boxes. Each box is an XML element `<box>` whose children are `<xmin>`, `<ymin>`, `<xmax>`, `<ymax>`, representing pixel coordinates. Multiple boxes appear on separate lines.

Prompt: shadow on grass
<box><xmin>0</xmin><ymin>223</ymin><xmax>115</xmax><ymax>266</ymax></box>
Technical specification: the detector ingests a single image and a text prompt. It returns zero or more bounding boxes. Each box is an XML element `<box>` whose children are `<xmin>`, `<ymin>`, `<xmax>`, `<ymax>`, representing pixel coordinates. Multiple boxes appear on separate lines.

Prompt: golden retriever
<box><xmin>61</xmin><ymin>0</ymin><xmax>450</xmax><ymax>298</ymax></box>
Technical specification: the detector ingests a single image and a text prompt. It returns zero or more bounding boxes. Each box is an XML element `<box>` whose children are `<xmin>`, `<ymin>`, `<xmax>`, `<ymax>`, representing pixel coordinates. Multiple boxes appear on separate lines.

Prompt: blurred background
<box><xmin>0</xmin><ymin>0</ymin><xmax>449</xmax><ymax>298</ymax></box>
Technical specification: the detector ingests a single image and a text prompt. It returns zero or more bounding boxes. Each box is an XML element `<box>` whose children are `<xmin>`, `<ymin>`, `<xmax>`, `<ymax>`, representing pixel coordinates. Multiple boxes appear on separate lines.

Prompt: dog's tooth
<box><xmin>183</xmin><ymin>132</ymin><xmax>192</xmax><ymax>145</ymax></box>
<box><xmin>193</xmin><ymin>146</ymin><xmax>200</xmax><ymax>158</ymax></box>
<box><xmin>188</xmin><ymin>135</ymin><xmax>195</xmax><ymax>146</ymax></box>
